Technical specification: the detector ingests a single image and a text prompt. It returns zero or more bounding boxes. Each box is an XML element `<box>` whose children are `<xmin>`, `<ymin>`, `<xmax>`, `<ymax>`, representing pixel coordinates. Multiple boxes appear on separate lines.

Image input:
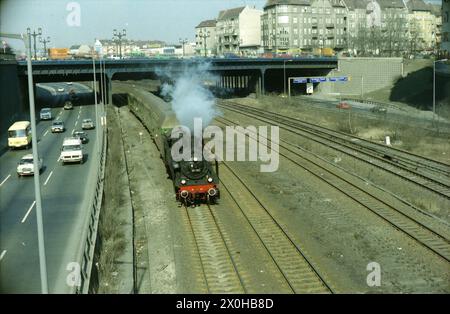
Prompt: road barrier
<box><xmin>72</xmin><ymin>123</ymin><xmax>107</xmax><ymax>294</ymax></box>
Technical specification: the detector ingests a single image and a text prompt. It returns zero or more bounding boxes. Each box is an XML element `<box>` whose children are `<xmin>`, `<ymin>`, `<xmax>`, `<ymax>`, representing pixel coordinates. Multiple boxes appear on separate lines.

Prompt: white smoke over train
<box><xmin>159</xmin><ymin>63</ymin><xmax>220</xmax><ymax>131</ymax></box>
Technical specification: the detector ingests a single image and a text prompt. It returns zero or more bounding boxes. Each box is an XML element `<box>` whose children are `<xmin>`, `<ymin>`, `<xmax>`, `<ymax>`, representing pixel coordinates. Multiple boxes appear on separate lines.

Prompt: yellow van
<box><xmin>8</xmin><ymin>121</ymin><xmax>32</xmax><ymax>149</ymax></box>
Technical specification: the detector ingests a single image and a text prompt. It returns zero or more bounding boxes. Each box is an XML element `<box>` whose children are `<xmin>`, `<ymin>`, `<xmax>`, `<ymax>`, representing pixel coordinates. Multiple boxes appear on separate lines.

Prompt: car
<box><xmin>51</xmin><ymin>121</ymin><xmax>65</xmax><ymax>133</ymax></box>
<box><xmin>370</xmin><ymin>105</ymin><xmax>387</xmax><ymax>114</ymax></box>
<box><xmin>57</xmin><ymin>87</ymin><xmax>65</xmax><ymax>92</ymax></box>
<box><xmin>73</xmin><ymin>130</ymin><xmax>88</xmax><ymax>143</ymax></box>
<box><xmin>336</xmin><ymin>102</ymin><xmax>351</xmax><ymax>109</ymax></box>
<box><xmin>60</xmin><ymin>137</ymin><xmax>83</xmax><ymax>164</ymax></box>
<box><xmin>17</xmin><ymin>154</ymin><xmax>43</xmax><ymax>176</ymax></box>
<box><xmin>39</xmin><ymin>108</ymin><xmax>52</xmax><ymax>120</ymax></box>
<box><xmin>64</xmin><ymin>101</ymin><xmax>73</xmax><ymax>110</ymax></box>
<box><xmin>66</xmin><ymin>82</ymin><xmax>73</xmax><ymax>85</ymax></box>
<box><xmin>81</xmin><ymin>118</ymin><xmax>95</xmax><ymax>130</ymax></box>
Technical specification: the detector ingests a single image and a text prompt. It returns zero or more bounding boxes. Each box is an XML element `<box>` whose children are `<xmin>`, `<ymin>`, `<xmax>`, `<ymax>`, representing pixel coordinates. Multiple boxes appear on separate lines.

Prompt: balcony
<box><xmin>326</xmin><ymin>24</ymin><xmax>335</xmax><ymax>29</ymax></box>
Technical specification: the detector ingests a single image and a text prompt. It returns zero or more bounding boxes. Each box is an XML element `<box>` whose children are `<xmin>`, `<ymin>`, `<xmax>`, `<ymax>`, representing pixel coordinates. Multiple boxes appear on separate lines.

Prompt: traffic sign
<box><xmin>293</xmin><ymin>78</ymin><xmax>307</xmax><ymax>83</ymax></box>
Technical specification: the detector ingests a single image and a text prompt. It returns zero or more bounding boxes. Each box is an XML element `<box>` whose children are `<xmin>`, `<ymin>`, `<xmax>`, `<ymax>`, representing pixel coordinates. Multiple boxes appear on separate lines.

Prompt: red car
<box><xmin>336</xmin><ymin>102</ymin><xmax>351</xmax><ymax>109</ymax></box>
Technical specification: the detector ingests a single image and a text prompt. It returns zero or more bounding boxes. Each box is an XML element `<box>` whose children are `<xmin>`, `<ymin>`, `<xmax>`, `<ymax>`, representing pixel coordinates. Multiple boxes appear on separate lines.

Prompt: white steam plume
<box><xmin>160</xmin><ymin>63</ymin><xmax>219</xmax><ymax>130</ymax></box>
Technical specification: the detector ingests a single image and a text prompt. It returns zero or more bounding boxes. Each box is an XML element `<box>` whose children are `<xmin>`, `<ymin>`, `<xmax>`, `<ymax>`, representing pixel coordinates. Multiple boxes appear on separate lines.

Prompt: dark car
<box><xmin>73</xmin><ymin>130</ymin><xmax>88</xmax><ymax>143</ymax></box>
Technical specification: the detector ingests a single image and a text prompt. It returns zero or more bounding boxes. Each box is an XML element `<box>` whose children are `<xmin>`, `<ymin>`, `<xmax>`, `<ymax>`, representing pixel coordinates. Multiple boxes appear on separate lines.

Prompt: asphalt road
<box><xmin>0</xmin><ymin>84</ymin><xmax>102</xmax><ymax>293</ymax></box>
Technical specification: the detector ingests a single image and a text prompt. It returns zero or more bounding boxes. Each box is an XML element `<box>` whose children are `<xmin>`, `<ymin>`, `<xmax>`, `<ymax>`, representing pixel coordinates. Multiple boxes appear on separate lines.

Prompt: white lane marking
<box><xmin>21</xmin><ymin>201</ymin><xmax>36</xmax><ymax>223</ymax></box>
<box><xmin>57</xmin><ymin>156</ymin><xmax>61</xmax><ymax>162</ymax></box>
<box><xmin>0</xmin><ymin>174</ymin><xmax>11</xmax><ymax>187</ymax></box>
<box><xmin>43</xmin><ymin>130</ymin><xmax>49</xmax><ymax>137</ymax></box>
<box><xmin>44</xmin><ymin>171</ymin><xmax>53</xmax><ymax>186</ymax></box>
<box><xmin>0</xmin><ymin>250</ymin><xmax>6</xmax><ymax>261</ymax></box>
<box><xmin>74</xmin><ymin>121</ymin><xmax>78</xmax><ymax>126</ymax></box>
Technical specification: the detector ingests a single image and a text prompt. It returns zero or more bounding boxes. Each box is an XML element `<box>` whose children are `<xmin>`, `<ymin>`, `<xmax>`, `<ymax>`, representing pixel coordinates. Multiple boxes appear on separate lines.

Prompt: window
<box><xmin>278</xmin><ymin>16</ymin><xmax>289</xmax><ymax>24</ymax></box>
<box><xmin>294</xmin><ymin>17</ymin><xmax>298</xmax><ymax>24</ymax></box>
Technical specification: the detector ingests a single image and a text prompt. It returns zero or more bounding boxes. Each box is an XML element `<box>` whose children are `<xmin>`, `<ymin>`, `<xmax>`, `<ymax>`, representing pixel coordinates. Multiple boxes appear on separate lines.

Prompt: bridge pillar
<box><xmin>261</xmin><ymin>68</ymin><xmax>266</xmax><ymax>95</ymax></box>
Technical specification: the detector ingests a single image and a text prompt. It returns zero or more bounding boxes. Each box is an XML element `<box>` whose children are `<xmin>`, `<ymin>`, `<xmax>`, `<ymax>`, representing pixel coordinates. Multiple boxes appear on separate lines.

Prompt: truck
<box><xmin>60</xmin><ymin>137</ymin><xmax>83</xmax><ymax>164</ymax></box>
<box><xmin>48</xmin><ymin>48</ymin><xmax>70</xmax><ymax>60</ymax></box>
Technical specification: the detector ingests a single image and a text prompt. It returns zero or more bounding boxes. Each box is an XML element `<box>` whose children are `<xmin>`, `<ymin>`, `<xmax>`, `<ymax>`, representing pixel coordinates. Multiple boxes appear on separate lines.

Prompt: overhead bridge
<box><xmin>17</xmin><ymin>57</ymin><xmax>338</xmax><ymax>100</ymax></box>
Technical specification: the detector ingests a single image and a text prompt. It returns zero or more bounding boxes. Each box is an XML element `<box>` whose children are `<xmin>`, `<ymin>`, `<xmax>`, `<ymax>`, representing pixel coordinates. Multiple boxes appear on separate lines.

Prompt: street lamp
<box><xmin>433</xmin><ymin>58</ymin><xmax>448</xmax><ymax>122</ymax></box>
<box><xmin>283</xmin><ymin>59</ymin><xmax>292</xmax><ymax>97</ymax></box>
<box><xmin>113</xmin><ymin>28</ymin><xmax>126</xmax><ymax>59</ymax></box>
<box><xmin>1</xmin><ymin>30</ymin><xmax>48</xmax><ymax>293</ymax></box>
<box><xmin>26</xmin><ymin>27</ymin><xmax>42</xmax><ymax>60</ymax></box>
<box><xmin>39</xmin><ymin>36</ymin><xmax>50</xmax><ymax>59</ymax></box>
<box><xmin>179</xmin><ymin>38</ymin><xmax>188</xmax><ymax>57</ymax></box>
<box><xmin>198</xmin><ymin>31</ymin><xmax>210</xmax><ymax>57</ymax></box>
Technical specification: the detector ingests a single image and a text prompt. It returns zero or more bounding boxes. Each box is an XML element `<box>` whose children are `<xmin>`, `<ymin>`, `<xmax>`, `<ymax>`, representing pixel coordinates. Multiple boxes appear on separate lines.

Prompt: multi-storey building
<box><xmin>216</xmin><ymin>6</ymin><xmax>263</xmax><ymax>56</ymax></box>
<box><xmin>261</xmin><ymin>0</ymin><xmax>348</xmax><ymax>54</ymax></box>
<box><xmin>195</xmin><ymin>19</ymin><xmax>217</xmax><ymax>56</ymax></box>
<box><xmin>406</xmin><ymin>0</ymin><xmax>439</xmax><ymax>51</ymax></box>
<box><xmin>442</xmin><ymin>0</ymin><xmax>450</xmax><ymax>55</ymax></box>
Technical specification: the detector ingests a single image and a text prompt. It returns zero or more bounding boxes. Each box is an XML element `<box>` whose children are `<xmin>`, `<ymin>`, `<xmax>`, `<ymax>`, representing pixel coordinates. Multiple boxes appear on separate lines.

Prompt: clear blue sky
<box><xmin>1</xmin><ymin>0</ymin><xmax>265</xmax><ymax>51</ymax></box>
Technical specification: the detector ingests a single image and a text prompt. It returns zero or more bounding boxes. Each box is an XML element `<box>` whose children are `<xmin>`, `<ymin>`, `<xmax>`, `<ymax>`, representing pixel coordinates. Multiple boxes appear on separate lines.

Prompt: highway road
<box><xmin>0</xmin><ymin>83</ymin><xmax>102</xmax><ymax>293</ymax></box>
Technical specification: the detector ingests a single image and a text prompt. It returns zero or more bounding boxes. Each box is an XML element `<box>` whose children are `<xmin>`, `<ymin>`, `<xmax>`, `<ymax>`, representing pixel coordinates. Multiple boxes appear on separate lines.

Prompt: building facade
<box><xmin>442</xmin><ymin>0</ymin><xmax>450</xmax><ymax>55</ymax></box>
<box><xmin>406</xmin><ymin>0</ymin><xmax>440</xmax><ymax>52</ymax></box>
<box><xmin>261</xmin><ymin>0</ymin><xmax>347</xmax><ymax>54</ymax></box>
<box><xmin>216</xmin><ymin>6</ymin><xmax>263</xmax><ymax>56</ymax></box>
<box><xmin>195</xmin><ymin>19</ymin><xmax>217</xmax><ymax>56</ymax></box>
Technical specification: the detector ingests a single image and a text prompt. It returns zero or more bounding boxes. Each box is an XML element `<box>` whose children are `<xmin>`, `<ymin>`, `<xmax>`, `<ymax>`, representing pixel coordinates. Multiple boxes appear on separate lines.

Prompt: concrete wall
<box><xmin>0</xmin><ymin>60</ymin><xmax>27</xmax><ymax>145</ymax></box>
<box><xmin>239</xmin><ymin>7</ymin><xmax>263</xmax><ymax>48</ymax></box>
<box><xmin>319</xmin><ymin>57</ymin><xmax>404</xmax><ymax>96</ymax></box>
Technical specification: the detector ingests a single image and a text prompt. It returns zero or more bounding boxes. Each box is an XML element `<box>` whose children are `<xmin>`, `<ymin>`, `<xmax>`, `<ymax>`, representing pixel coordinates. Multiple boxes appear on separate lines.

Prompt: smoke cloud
<box><xmin>160</xmin><ymin>62</ymin><xmax>219</xmax><ymax>130</ymax></box>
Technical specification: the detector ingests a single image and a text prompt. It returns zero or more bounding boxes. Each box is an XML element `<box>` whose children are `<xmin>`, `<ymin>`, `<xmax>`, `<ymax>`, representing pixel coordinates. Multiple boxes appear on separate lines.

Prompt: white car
<box><xmin>81</xmin><ymin>118</ymin><xmax>95</xmax><ymax>130</ymax></box>
<box><xmin>51</xmin><ymin>121</ymin><xmax>65</xmax><ymax>133</ymax></box>
<box><xmin>66</xmin><ymin>82</ymin><xmax>73</xmax><ymax>85</ymax></box>
<box><xmin>57</xmin><ymin>87</ymin><xmax>65</xmax><ymax>92</ymax></box>
<box><xmin>60</xmin><ymin>137</ymin><xmax>83</xmax><ymax>164</ymax></box>
<box><xmin>17</xmin><ymin>154</ymin><xmax>43</xmax><ymax>176</ymax></box>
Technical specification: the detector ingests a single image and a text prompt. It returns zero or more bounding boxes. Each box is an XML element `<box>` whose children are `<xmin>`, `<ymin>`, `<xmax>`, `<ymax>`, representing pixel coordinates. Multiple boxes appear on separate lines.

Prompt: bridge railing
<box><xmin>71</xmin><ymin>121</ymin><xmax>107</xmax><ymax>294</ymax></box>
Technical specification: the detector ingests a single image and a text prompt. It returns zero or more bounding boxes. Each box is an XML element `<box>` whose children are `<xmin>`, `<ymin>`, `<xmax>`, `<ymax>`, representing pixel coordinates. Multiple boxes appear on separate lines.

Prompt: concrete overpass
<box><xmin>16</xmin><ymin>57</ymin><xmax>338</xmax><ymax>101</ymax></box>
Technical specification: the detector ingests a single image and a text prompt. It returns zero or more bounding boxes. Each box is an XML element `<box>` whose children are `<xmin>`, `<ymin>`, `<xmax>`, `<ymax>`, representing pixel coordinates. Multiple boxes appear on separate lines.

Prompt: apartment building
<box><xmin>442</xmin><ymin>0</ymin><xmax>450</xmax><ymax>54</ymax></box>
<box><xmin>406</xmin><ymin>0</ymin><xmax>440</xmax><ymax>51</ymax></box>
<box><xmin>216</xmin><ymin>6</ymin><xmax>263</xmax><ymax>56</ymax></box>
<box><xmin>195</xmin><ymin>19</ymin><xmax>217</xmax><ymax>56</ymax></box>
<box><xmin>261</xmin><ymin>0</ymin><xmax>348</xmax><ymax>54</ymax></box>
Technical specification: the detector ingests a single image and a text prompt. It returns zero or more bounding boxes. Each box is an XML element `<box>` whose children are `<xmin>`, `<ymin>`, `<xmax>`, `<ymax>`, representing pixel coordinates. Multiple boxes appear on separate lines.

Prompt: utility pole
<box><xmin>113</xmin><ymin>29</ymin><xmax>126</xmax><ymax>59</ymax></box>
<box><xmin>199</xmin><ymin>31</ymin><xmax>210</xmax><ymax>57</ymax></box>
<box><xmin>179</xmin><ymin>38</ymin><xmax>188</xmax><ymax>57</ymax></box>
<box><xmin>39</xmin><ymin>36</ymin><xmax>50</xmax><ymax>59</ymax></box>
<box><xmin>27</xmin><ymin>27</ymin><xmax>42</xmax><ymax>60</ymax></box>
<box><xmin>1</xmin><ymin>30</ymin><xmax>49</xmax><ymax>293</ymax></box>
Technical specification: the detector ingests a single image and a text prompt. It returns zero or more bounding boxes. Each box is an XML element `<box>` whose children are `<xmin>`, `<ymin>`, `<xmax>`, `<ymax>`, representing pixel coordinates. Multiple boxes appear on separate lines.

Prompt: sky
<box><xmin>0</xmin><ymin>0</ymin><xmax>443</xmax><ymax>52</ymax></box>
<box><xmin>0</xmin><ymin>0</ymin><xmax>265</xmax><ymax>51</ymax></box>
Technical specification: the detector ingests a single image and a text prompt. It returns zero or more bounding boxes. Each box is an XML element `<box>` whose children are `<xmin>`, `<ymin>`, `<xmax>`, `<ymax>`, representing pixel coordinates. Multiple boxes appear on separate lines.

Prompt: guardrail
<box><xmin>341</xmin><ymin>97</ymin><xmax>406</xmax><ymax>112</ymax></box>
<box><xmin>72</xmin><ymin>123</ymin><xmax>107</xmax><ymax>293</ymax></box>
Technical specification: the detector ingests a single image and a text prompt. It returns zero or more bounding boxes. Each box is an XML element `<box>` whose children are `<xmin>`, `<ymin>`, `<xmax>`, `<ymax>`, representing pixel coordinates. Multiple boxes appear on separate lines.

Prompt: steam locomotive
<box><xmin>115</xmin><ymin>82</ymin><xmax>220</xmax><ymax>204</ymax></box>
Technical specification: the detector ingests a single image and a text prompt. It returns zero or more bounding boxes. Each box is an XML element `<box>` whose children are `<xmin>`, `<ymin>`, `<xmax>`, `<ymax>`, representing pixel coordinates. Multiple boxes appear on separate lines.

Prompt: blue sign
<box><xmin>293</xmin><ymin>78</ymin><xmax>307</xmax><ymax>83</ymax></box>
<box><xmin>319</xmin><ymin>77</ymin><xmax>327</xmax><ymax>82</ymax></box>
<box><xmin>328</xmin><ymin>77</ymin><xmax>337</xmax><ymax>82</ymax></box>
<box><xmin>338</xmin><ymin>76</ymin><xmax>348</xmax><ymax>82</ymax></box>
<box><xmin>310</xmin><ymin>78</ymin><xmax>320</xmax><ymax>83</ymax></box>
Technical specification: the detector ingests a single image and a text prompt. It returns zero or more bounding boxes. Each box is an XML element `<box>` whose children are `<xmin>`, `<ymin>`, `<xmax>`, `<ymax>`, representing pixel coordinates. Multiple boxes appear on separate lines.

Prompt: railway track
<box><xmin>122</xmin><ymin>90</ymin><xmax>333</xmax><ymax>293</ymax></box>
<box><xmin>218</xmin><ymin>101</ymin><xmax>450</xmax><ymax>200</ymax></box>
<box><xmin>219</xmin><ymin>163</ymin><xmax>333</xmax><ymax>293</ymax></box>
<box><xmin>214</xmin><ymin>116</ymin><xmax>450</xmax><ymax>264</ymax></box>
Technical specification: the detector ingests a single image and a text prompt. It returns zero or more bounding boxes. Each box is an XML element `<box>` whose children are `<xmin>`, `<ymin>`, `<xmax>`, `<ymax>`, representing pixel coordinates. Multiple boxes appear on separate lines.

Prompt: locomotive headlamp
<box><xmin>193</xmin><ymin>157</ymin><xmax>198</xmax><ymax>162</ymax></box>
<box><xmin>207</xmin><ymin>177</ymin><xmax>213</xmax><ymax>183</ymax></box>
<box><xmin>181</xmin><ymin>179</ymin><xmax>186</xmax><ymax>185</ymax></box>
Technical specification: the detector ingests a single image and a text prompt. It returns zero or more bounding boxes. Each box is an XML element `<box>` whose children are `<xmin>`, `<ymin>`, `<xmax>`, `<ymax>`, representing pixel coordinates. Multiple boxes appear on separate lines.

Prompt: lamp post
<box><xmin>433</xmin><ymin>58</ymin><xmax>448</xmax><ymax>124</ymax></box>
<box><xmin>27</xmin><ymin>27</ymin><xmax>42</xmax><ymax>60</ymax></box>
<box><xmin>179</xmin><ymin>38</ymin><xmax>188</xmax><ymax>57</ymax></box>
<box><xmin>199</xmin><ymin>31</ymin><xmax>210</xmax><ymax>57</ymax></box>
<box><xmin>113</xmin><ymin>29</ymin><xmax>126</xmax><ymax>59</ymax></box>
<box><xmin>1</xmin><ymin>30</ymin><xmax>48</xmax><ymax>293</ymax></box>
<box><xmin>283</xmin><ymin>59</ymin><xmax>292</xmax><ymax>97</ymax></box>
<box><xmin>271</xmin><ymin>33</ymin><xmax>277</xmax><ymax>54</ymax></box>
<box><xmin>39</xmin><ymin>36</ymin><xmax>50</xmax><ymax>59</ymax></box>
